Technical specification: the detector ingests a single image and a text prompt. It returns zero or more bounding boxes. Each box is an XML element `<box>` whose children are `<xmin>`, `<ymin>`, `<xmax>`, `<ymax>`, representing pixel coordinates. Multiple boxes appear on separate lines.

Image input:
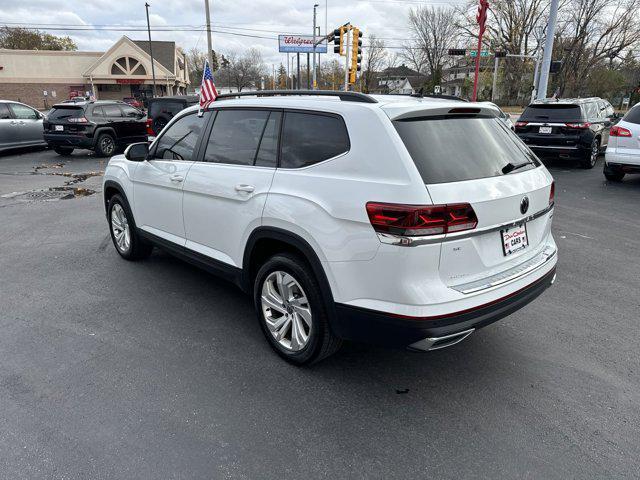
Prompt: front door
<box><xmin>132</xmin><ymin>111</ymin><xmax>209</xmax><ymax>245</ymax></box>
<box><xmin>182</xmin><ymin>109</ymin><xmax>281</xmax><ymax>267</ymax></box>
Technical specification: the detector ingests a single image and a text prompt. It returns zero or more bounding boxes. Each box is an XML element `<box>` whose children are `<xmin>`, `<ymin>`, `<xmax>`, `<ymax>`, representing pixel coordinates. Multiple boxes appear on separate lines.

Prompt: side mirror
<box><xmin>124</xmin><ymin>142</ymin><xmax>149</xmax><ymax>161</ymax></box>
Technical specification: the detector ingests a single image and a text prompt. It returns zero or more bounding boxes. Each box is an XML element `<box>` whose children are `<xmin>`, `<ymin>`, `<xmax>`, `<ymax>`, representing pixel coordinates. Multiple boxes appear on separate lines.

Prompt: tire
<box><xmin>254</xmin><ymin>253</ymin><xmax>342</xmax><ymax>365</ymax></box>
<box><xmin>107</xmin><ymin>193</ymin><xmax>153</xmax><ymax>260</ymax></box>
<box><xmin>581</xmin><ymin>138</ymin><xmax>599</xmax><ymax>169</ymax></box>
<box><xmin>603</xmin><ymin>165</ymin><xmax>625</xmax><ymax>182</ymax></box>
<box><xmin>95</xmin><ymin>132</ymin><xmax>117</xmax><ymax>157</ymax></box>
<box><xmin>54</xmin><ymin>146</ymin><xmax>73</xmax><ymax>156</ymax></box>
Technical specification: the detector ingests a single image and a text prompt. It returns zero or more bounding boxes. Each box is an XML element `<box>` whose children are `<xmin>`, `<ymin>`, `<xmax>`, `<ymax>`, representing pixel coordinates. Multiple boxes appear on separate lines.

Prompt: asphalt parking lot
<box><xmin>1</xmin><ymin>147</ymin><xmax>639</xmax><ymax>479</ymax></box>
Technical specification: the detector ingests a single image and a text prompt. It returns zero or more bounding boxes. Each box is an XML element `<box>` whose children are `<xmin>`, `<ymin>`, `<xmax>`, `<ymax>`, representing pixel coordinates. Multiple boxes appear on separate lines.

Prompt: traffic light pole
<box><xmin>537</xmin><ymin>0</ymin><xmax>559</xmax><ymax>100</ymax></box>
<box><xmin>344</xmin><ymin>27</ymin><xmax>351</xmax><ymax>91</ymax></box>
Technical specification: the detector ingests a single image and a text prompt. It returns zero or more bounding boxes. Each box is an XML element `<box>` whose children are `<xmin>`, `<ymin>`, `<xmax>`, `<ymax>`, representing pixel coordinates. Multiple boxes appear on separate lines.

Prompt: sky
<box><xmin>0</xmin><ymin>0</ymin><xmax>468</xmax><ymax>67</ymax></box>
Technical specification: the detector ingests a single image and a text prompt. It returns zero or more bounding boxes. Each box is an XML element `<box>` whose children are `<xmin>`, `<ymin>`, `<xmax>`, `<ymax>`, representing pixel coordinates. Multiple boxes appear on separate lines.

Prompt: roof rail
<box><xmin>215</xmin><ymin>89</ymin><xmax>378</xmax><ymax>104</ymax></box>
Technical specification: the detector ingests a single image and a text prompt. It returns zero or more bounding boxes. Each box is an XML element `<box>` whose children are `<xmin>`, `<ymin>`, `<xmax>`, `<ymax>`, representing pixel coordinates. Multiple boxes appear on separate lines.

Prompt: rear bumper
<box><xmin>44</xmin><ymin>133</ymin><xmax>93</xmax><ymax>149</ymax></box>
<box><xmin>332</xmin><ymin>266</ymin><xmax>556</xmax><ymax>348</ymax></box>
<box><xmin>605</xmin><ymin>151</ymin><xmax>640</xmax><ymax>170</ymax></box>
<box><xmin>527</xmin><ymin>144</ymin><xmax>587</xmax><ymax>158</ymax></box>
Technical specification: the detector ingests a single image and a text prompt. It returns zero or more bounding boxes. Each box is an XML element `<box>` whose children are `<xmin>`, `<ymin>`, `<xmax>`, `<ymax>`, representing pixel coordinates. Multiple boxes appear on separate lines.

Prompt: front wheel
<box><xmin>254</xmin><ymin>253</ymin><xmax>342</xmax><ymax>365</ymax></box>
<box><xmin>107</xmin><ymin>194</ymin><xmax>153</xmax><ymax>260</ymax></box>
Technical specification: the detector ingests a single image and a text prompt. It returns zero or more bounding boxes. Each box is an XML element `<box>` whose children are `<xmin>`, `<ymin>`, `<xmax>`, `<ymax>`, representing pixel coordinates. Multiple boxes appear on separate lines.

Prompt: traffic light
<box><xmin>350</xmin><ymin>28</ymin><xmax>362</xmax><ymax>84</ymax></box>
<box><xmin>495</xmin><ymin>50</ymin><xmax>507</xmax><ymax>58</ymax></box>
<box><xmin>550</xmin><ymin>60</ymin><xmax>562</xmax><ymax>73</ymax></box>
<box><xmin>448</xmin><ymin>48</ymin><xmax>466</xmax><ymax>56</ymax></box>
<box><xmin>333</xmin><ymin>27</ymin><xmax>345</xmax><ymax>55</ymax></box>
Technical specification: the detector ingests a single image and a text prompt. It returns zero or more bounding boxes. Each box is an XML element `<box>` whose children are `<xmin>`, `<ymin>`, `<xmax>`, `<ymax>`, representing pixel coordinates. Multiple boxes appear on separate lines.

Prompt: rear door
<box><xmin>182</xmin><ymin>108</ymin><xmax>280</xmax><ymax>267</ymax></box>
<box><xmin>7</xmin><ymin>103</ymin><xmax>43</xmax><ymax>145</ymax></box>
<box><xmin>132</xmin><ymin>111</ymin><xmax>208</xmax><ymax>245</ymax></box>
<box><xmin>394</xmin><ymin>115</ymin><xmax>554</xmax><ymax>286</ymax></box>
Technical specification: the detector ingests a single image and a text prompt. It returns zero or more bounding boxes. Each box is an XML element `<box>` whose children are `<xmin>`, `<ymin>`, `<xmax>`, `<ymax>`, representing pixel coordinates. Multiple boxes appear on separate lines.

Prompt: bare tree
<box><xmin>361</xmin><ymin>35</ymin><xmax>387</xmax><ymax>93</ymax></box>
<box><xmin>225</xmin><ymin>49</ymin><xmax>267</xmax><ymax>92</ymax></box>
<box><xmin>405</xmin><ymin>6</ymin><xmax>460</xmax><ymax>84</ymax></box>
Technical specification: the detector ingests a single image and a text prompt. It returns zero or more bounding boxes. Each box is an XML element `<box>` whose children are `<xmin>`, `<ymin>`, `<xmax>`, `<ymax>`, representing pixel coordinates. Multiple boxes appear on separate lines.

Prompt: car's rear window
<box><xmin>394</xmin><ymin>117</ymin><xmax>538</xmax><ymax>184</ymax></box>
<box><xmin>47</xmin><ymin>106</ymin><xmax>84</xmax><ymax>121</ymax></box>
<box><xmin>623</xmin><ymin>105</ymin><xmax>640</xmax><ymax>125</ymax></box>
<box><xmin>519</xmin><ymin>104</ymin><xmax>583</xmax><ymax>122</ymax></box>
<box><xmin>149</xmin><ymin>100</ymin><xmax>186</xmax><ymax>118</ymax></box>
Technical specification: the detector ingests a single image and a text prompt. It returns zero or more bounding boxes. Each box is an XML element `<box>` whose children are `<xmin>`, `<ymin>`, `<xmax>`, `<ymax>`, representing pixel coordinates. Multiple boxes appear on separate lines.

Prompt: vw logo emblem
<box><xmin>520</xmin><ymin>196</ymin><xmax>530</xmax><ymax>215</ymax></box>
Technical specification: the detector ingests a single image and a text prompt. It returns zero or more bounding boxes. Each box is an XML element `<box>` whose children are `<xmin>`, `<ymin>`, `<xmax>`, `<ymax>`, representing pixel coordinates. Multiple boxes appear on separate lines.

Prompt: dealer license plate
<box><xmin>54</xmin><ymin>125</ymin><xmax>64</xmax><ymax>131</ymax></box>
<box><xmin>501</xmin><ymin>224</ymin><xmax>529</xmax><ymax>256</ymax></box>
<box><xmin>539</xmin><ymin>126</ymin><xmax>552</xmax><ymax>134</ymax></box>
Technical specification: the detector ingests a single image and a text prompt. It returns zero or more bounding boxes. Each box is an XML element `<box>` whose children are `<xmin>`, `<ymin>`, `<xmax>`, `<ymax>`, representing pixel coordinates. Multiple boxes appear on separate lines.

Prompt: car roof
<box><xmin>51</xmin><ymin>100</ymin><xmax>127</xmax><ymax>108</ymax></box>
<box><xmin>149</xmin><ymin>95</ymin><xmax>199</xmax><ymax>103</ymax></box>
<box><xmin>175</xmin><ymin>92</ymin><xmax>499</xmax><ymax>121</ymax></box>
<box><xmin>530</xmin><ymin>97</ymin><xmax>604</xmax><ymax>106</ymax></box>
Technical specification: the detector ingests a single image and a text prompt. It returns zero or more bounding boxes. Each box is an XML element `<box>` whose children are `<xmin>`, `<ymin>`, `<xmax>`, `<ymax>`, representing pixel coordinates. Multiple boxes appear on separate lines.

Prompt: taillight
<box><xmin>515</xmin><ymin>121</ymin><xmax>528</xmax><ymax>128</ymax></box>
<box><xmin>68</xmin><ymin>117</ymin><xmax>88</xmax><ymax>123</ymax></box>
<box><xmin>366</xmin><ymin>202</ymin><xmax>478</xmax><ymax>237</ymax></box>
<box><xmin>610</xmin><ymin>125</ymin><xmax>632</xmax><ymax>137</ymax></box>
<box><xmin>549</xmin><ymin>181</ymin><xmax>555</xmax><ymax>205</ymax></box>
<box><xmin>564</xmin><ymin>122</ymin><xmax>591</xmax><ymax>129</ymax></box>
<box><xmin>146</xmin><ymin>118</ymin><xmax>154</xmax><ymax>136</ymax></box>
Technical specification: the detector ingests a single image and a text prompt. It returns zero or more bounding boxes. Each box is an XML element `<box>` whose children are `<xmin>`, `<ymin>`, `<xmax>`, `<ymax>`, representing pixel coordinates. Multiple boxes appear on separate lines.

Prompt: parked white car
<box><xmin>480</xmin><ymin>101</ymin><xmax>514</xmax><ymax>130</ymax></box>
<box><xmin>604</xmin><ymin>102</ymin><xmax>640</xmax><ymax>181</ymax></box>
<box><xmin>102</xmin><ymin>91</ymin><xmax>557</xmax><ymax>364</ymax></box>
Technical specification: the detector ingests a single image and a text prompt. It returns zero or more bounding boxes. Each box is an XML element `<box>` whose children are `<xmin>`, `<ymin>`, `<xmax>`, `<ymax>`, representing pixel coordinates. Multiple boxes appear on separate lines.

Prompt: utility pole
<box><xmin>491</xmin><ymin>56</ymin><xmax>499</xmax><ymax>102</ymax></box>
<box><xmin>297</xmin><ymin>53</ymin><xmax>301</xmax><ymax>89</ymax></box>
<box><xmin>145</xmin><ymin>3</ymin><xmax>157</xmax><ymax>97</ymax></box>
<box><xmin>306</xmin><ymin>53</ymin><xmax>311</xmax><ymax>89</ymax></box>
<box><xmin>472</xmin><ymin>0</ymin><xmax>489</xmax><ymax>102</ymax></box>
<box><xmin>204</xmin><ymin>0</ymin><xmax>214</xmax><ymax>73</ymax></box>
<box><xmin>537</xmin><ymin>0</ymin><xmax>559</xmax><ymax>100</ymax></box>
<box><xmin>344</xmin><ymin>26</ymin><xmax>351</xmax><ymax>91</ymax></box>
<box><xmin>286</xmin><ymin>53</ymin><xmax>290</xmax><ymax>88</ymax></box>
<box><xmin>312</xmin><ymin>4</ymin><xmax>319</xmax><ymax>89</ymax></box>
<box><xmin>531</xmin><ymin>49</ymin><xmax>542</xmax><ymax>103</ymax></box>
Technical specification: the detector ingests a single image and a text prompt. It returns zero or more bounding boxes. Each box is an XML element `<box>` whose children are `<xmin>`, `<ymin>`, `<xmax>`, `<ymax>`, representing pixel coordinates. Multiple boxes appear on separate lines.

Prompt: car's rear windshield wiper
<box><xmin>502</xmin><ymin>161</ymin><xmax>532</xmax><ymax>174</ymax></box>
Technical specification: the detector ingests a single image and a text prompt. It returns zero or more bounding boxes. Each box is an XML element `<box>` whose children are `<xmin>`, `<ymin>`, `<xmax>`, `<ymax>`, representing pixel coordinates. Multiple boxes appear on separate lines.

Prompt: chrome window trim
<box><xmin>377</xmin><ymin>203</ymin><xmax>554</xmax><ymax>247</ymax></box>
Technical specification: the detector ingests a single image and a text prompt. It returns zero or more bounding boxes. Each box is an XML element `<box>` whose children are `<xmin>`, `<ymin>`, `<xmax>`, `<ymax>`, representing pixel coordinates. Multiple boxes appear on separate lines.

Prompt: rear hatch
<box><xmin>393</xmin><ymin>111</ymin><xmax>554</xmax><ymax>288</ymax></box>
<box><xmin>44</xmin><ymin>105</ymin><xmax>89</xmax><ymax>134</ymax></box>
<box><xmin>516</xmin><ymin>104</ymin><xmax>585</xmax><ymax>147</ymax></box>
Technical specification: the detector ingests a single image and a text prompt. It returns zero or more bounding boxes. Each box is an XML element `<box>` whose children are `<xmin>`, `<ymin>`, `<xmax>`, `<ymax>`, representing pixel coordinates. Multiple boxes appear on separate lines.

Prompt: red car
<box><xmin>123</xmin><ymin>97</ymin><xmax>143</xmax><ymax>109</ymax></box>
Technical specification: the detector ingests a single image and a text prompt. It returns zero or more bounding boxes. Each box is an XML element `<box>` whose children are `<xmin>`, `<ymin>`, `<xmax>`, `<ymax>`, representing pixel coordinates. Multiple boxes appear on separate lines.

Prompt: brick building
<box><xmin>0</xmin><ymin>36</ymin><xmax>190</xmax><ymax>109</ymax></box>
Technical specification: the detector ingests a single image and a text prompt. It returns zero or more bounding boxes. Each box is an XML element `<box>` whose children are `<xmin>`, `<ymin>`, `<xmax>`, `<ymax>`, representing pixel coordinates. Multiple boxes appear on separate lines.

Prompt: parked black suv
<box><xmin>515</xmin><ymin>98</ymin><xmax>617</xmax><ymax>168</ymax></box>
<box><xmin>43</xmin><ymin>101</ymin><xmax>147</xmax><ymax>157</ymax></box>
<box><xmin>146</xmin><ymin>95</ymin><xmax>199</xmax><ymax>136</ymax></box>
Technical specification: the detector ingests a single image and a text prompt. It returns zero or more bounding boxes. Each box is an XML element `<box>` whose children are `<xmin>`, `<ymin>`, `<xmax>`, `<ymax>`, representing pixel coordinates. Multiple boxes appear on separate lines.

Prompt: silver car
<box><xmin>0</xmin><ymin>101</ymin><xmax>47</xmax><ymax>153</ymax></box>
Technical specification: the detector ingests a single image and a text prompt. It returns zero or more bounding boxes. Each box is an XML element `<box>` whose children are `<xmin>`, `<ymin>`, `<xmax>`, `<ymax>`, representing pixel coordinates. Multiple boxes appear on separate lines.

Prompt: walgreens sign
<box><xmin>278</xmin><ymin>35</ymin><xmax>327</xmax><ymax>53</ymax></box>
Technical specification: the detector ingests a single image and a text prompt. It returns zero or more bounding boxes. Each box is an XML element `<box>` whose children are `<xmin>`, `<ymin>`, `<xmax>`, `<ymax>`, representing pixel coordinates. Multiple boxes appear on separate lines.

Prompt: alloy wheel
<box><xmin>590</xmin><ymin>141</ymin><xmax>599</xmax><ymax>166</ymax></box>
<box><xmin>261</xmin><ymin>271</ymin><xmax>313</xmax><ymax>352</ymax></box>
<box><xmin>110</xmin><ymin>203</ymin><xmax>131</xmax><ymax>253</ymax></box>
<box><xmin>101</xmin><ymin>136</ymin><xmax>115</xmax><ymax>156</ymax></box>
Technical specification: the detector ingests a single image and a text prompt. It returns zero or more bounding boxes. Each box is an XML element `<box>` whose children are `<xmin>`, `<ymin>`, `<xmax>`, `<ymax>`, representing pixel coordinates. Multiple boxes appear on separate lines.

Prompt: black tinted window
<box><xmin>204</xmin><ymin>109</ymin><xmax>271</xmax><ymax>166</ymax></box>
<box><xmin>394</xmin><ymin>117</ymin><xmax>538</xmax><ymax>184</ymax></box>
<box><xmin>103</xmin><ymin>105</ymin><xmax>122</xmax><ymax>117</ymax></box>
<box><xmin>623</xmin><ymin>105</ymin><xmax>640</xmax><ymax>125</ymax></box>
<box><xmin>149</xmin><ymin>100</ymin><xmax>185</xmax><ymax>118</ymax></box>
<box><xmin>520</xmin><ymin>104</ymin><xmax>583</xmax><ymax>122</ymax></box>
<box><xmin>91</xmin><ymin>106</ymin><xmax>104</xmax><ymax>117</ymax></box>
<box><xmin>0</xmin><ymin>103</ymin><xmax>12</xmax><ymax>119</ymax></box>
<box><xmin>152</xmin><ymin>113</ymin><xmax>206</xmax><ymax>161</ymax></box>
<box><xmin>280</xmin><ymin>112</ymin><xmax>349</xmax><ymax>168</ymax></box>
<box><xmin>255</xmin><ymin>112</ymin><xmax>281</xmax><ymax>168</ymax></box>
<box><xmin>121</xmin><ymin>105</ymin><xmax>141</xmax><ymax>118</ymax></box>
<box><xmin>47</xmin><ymin>107</ymin><xmax>84</xmax><ymax>121</ymax></box>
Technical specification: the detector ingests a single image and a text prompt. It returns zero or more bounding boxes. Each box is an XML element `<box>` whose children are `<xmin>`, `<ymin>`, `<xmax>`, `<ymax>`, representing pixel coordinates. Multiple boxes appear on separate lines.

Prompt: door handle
<box><xmin>170</xmin><ymin>174</ymin><xmax>184</xmax><ymax>183</ymax></box>
<box><xmin>9</xmin><ymin>121</ymin><xmax>17</xmax><ymax>126</ymax></box>
<box><xmin>235</xmin><ymin>184</ymin><xmax>255</xmax><ymax>193</ymax></box>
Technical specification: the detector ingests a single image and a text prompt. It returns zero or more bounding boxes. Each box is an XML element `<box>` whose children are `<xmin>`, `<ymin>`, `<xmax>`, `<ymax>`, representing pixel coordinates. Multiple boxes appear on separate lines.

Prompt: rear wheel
<box><xmin>107</xmin><ymin>194</ymin><xmax>153</xmax><ymax>260</ymax></box>
<box><xmin>254</xmin><ymin>253</ymin><xmax>342</xmax><ymax>365</ymax></box>
<box><xmin>581</xmin><ymin>138</ymin><xmax>599</xmax><ymax>169</ymax></box>
<box><xmin>95</xmin><ymin>133</ymin><xmax>116</xmax><ymax>157</ymax></box>
<box><xmin>603</xmin><ymin>164</ymin><xmax>625</xmax><ymax>182</ymax></box>
<box><xmin>54</xmin><ymin>146</ymin><xmax>73</xmax><ymax>156</ymax></box>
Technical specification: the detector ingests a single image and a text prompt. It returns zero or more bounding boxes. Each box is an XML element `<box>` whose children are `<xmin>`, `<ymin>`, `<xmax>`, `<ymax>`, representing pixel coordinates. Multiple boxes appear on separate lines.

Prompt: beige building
<box><xmin>0</xmin><ymin>36</ymin><xmax>190</xmax><ymax>109</ymax></box>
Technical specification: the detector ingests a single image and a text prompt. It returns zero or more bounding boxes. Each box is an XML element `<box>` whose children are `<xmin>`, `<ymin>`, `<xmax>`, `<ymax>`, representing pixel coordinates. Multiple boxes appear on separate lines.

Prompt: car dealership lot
<box><xmin>1</xmin><ymin>148</ymin><xmax>639</xmax><ymax>478</ymax></box>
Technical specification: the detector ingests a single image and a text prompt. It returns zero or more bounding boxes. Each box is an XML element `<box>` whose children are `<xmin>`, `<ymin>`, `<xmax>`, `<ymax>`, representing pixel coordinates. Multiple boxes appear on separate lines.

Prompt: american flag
<box><xmin>199</xmin><ymin>59</ymin><xmax>218</xmax><ymax>108</ymax></box>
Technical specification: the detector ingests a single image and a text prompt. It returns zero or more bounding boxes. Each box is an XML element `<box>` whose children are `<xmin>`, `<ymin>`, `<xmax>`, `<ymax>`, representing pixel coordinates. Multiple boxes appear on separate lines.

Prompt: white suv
<box><xmin>102</xmin><ymin>91</ymin><xmax>557</xmax><ymax>364</ymax></box>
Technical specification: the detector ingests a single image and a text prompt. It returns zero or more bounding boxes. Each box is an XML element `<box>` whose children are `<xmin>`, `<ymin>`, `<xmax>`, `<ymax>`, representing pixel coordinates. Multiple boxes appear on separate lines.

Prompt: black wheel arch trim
<box><xmin>103</xmin><ymin>180</ymin><xmax>127</xmax><ymax>216</ymax></box>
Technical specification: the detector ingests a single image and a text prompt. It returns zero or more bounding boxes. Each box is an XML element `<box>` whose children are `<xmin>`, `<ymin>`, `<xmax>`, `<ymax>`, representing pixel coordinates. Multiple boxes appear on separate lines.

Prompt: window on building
<box><xmin>111</xmin><ymin>56</ymin><xmax>147</xmax><ymax>76</ymax></box>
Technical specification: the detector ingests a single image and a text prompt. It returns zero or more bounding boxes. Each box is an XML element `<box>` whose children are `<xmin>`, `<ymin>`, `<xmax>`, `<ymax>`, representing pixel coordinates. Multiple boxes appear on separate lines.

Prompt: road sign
<box><xmin>43</xmin><ymin>90</ymin><xmax>48</xmax><ymax>97</ymax></box>
<box><xmin>278</xmin><ymin>35</ymin><xmax>328</xmax><ymax>53</ymax></box>
<box><xmin>434</xmin><ymin>85</ymin><xmax>441</xmax><ymax>94</ymax></box>
<box><xmin>469</xmin><ymin>50</ymin><xmax>490</xmax><ymax>58</ymax></box>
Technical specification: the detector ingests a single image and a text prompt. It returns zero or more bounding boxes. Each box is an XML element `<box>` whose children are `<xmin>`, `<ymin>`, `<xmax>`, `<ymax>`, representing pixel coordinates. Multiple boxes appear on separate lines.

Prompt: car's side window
<box><xmin>203</xmin><ymin>109</ymin><xmax>272</xmax><ymax>166</ymax></box>
<box><xmin>103</xmin><ymin>105</ymin><xmax>123</xmax><ymax>118</ymax></box>
<box><xmin>92</xmin><ymin>106</ymin><xmax>105</xmax><ymax>117</ymax></box>
<box><xmin>120</xmin><ymin>105</ymin><xmax>141</xmax><ymax>118</ymax></box>
<box><xmin>9</xmin><ymin>104</ymin><xmax>38</xmax><ymax>120</ymax></box>
<box><xmin>280</xmin><ymin>111</ymin><xmax>350</xmax><ymax>169</ymax></box>
<box><xmin>150</xmin><ymin>112</ymin><xmax>206</xmax><ymax>161</ymax></box>
<box><xmin>0</xmin><ymin>103</ymin><xmax>12</xmax><ymax>120</ymax></box>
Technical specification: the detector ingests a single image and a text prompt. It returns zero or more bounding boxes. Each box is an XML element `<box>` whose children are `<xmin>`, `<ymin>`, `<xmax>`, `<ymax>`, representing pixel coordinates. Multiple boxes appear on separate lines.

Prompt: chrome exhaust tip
<box><xmin>408</xmin><ymin>328</ymin><xmax>475</xmax><ymax>352</ymax></box>
<box><xmin>550</xmin><ymin>273</ymin><xmax>557</xmax><ymax>285</ymax></box>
